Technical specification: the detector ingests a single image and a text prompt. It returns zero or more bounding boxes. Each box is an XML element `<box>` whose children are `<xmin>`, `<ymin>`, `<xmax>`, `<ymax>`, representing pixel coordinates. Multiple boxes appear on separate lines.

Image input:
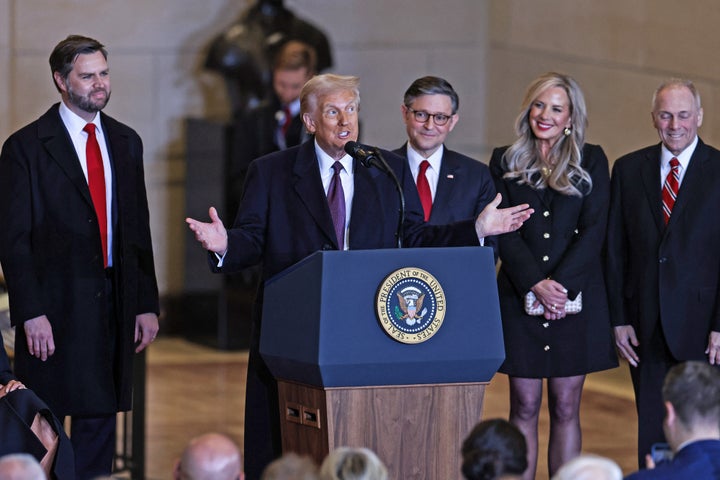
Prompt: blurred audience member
<box><xmin>461</xmin><ymin>419</ymin><xmax>528</xmax><ymax>480</ymax></box>
<box><xmin>551</xmin><ymin>454</ymin><xmax>622</xmax><ymax>480</ymax></box>
<box><xmin>625</xmin><ymin>361</ymin><xmax>720</xmax><ymax>479</ymax></box>
<box><xmin>0</xmin><ymin>453</ymin><xmax>46</xmax><ymax>480</ymax></box>
<box><xmin>229</xmin><ymin>40</ymin><xmax>316</xmax><ymax>215</ymax></box>
<box><xmin>174</xmin><ymin>433</ymin><xmax>243</xmax><ymax>480</ymax></box>
<box><xmin>261</xmin><ymin>453</ymin><xmax>318</xmax><ymax>480</ymax></box>
<box><xmin>1</xmin><ymin>336</ymin><xmax>74</xmax><ymax>480</ymax></box>
<box><xmin>319</xmin><ymin>447</ymin><xmax>387</xmax><ymax>480</ymax></box>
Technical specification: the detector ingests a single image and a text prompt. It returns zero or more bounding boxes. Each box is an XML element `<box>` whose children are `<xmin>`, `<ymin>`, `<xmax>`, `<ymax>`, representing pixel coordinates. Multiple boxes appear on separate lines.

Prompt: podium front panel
<box><xmin>261</xmin><ymin>247</ymin><xmax>504</xmax><ymax>387</ymax></box>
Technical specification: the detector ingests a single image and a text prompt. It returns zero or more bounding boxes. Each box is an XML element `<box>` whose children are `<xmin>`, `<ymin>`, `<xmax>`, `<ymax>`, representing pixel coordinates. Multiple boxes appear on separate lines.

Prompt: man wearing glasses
<box><xmin>395</xmin><ymin>76</ymin><xmax>497</xmax><ymax>250</ymax></box>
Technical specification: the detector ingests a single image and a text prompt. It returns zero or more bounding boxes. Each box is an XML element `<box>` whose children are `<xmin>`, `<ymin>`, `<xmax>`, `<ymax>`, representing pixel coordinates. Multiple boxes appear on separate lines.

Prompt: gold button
<box><xmin>544</xmin><ymin>345</ymin><xmax>550</xmax><ymax>351</ymax></box>
<box><xmin>543</xmin><ymin>233</ymin><xmax>550</xmax><ymax>239</ymax></box>
<box><xmin>543</xmin><ymin>322</ymin><xmax>549</xmax><ymax>328</ymax></box>
<box><xmin>542</xmin><ymin>255</ymin><xmax>549</xmax><ymax>262</ymax></box>
<box><xmin>543</xmin><ymin>211</ymin><xmax>550</xmax><ymax>217</ymax></box>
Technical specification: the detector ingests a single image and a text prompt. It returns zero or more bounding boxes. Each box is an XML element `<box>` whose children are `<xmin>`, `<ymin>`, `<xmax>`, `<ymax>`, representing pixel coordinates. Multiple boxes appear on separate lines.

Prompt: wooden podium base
<box><xmin>277</xmin><ymin>380</ymin><xmax>487</xmax><ymax>479</ymax></box>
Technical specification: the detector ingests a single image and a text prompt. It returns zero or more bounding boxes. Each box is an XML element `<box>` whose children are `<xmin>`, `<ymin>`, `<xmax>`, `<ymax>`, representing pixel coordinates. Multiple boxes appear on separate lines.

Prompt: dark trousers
<box><xmin>629</xmin><ymin>324</ymin><xmax>676</xmax><ymax>468</ymax></box>
<box><xmin>243</xmin><ymin>346</ymin><xmax>282</xmax><ymax>480</ymax></box>
<box><xmin>70</xmin><ymin>413</ymin><xmax>116</xmax><ymax>480</ymax></box>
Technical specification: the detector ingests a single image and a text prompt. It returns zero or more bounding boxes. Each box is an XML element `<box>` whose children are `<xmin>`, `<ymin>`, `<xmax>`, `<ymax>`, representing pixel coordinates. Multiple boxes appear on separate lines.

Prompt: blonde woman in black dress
<box><xmin>489</xmin><ymin>72</ymin><xmax>617</xmax><ymax>480</ymax></box>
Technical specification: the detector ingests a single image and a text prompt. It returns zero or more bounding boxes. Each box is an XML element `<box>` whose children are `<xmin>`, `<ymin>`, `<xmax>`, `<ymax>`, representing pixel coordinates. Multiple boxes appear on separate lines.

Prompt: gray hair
<box><xmin>0</xmin><ymin>453</ymin><xmax>46</xmax><ymax>480</ymax></box>
<box><xmin>652</xmin><ymin>78</ymin><xmax>702</xmax><ymax>111</ymax></box>
<box><xmin>300</xmin><ymin>74</ymin><xmax>360</xmax><ymax>117</ymax></box>
<box><xmin>551</xmin><ymin>454</ymin><xmax>622</xmax><ymax>480</ymax></box>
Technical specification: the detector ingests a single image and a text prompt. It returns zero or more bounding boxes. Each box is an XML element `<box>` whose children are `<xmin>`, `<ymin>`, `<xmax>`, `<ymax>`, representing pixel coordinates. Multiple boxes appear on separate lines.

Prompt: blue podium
<box><xmin>261</xmin><ymin>247</ymin><xmax>504</xmax><ymax>478</ymax></box>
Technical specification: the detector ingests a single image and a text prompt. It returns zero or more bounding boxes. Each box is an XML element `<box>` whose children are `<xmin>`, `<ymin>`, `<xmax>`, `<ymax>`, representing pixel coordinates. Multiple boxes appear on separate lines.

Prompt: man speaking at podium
<box><xmin>186</xmin><ymin>73</ymin><xmax>532</xmax><ymax>479</ymax></box>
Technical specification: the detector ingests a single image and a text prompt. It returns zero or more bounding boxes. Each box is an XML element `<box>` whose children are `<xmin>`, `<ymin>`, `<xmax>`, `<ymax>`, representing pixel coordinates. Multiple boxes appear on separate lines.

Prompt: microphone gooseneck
<box><xmin>343</xmin><ymin>141</ymin><xmax>405</xmax><ymax>248</ymax></box>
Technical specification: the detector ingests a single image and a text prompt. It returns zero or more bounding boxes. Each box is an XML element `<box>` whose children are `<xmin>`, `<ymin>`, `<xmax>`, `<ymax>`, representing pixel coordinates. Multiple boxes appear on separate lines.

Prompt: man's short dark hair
<box><xmin>663</xmin><ymin>361</ymin><xmax>720</xmax><ymax>429</ymax></box>
<box><xmin>403</xmin><ymin>76</ymin><xmax>459</xmax><ymax>114</ymax></box>
<box><xmin>273</xmin><ymin>40</ymin><xmax>317</xmax><ymax>75</ymax></box>
<box><xmin>49</xmin><ymin>35</ymin><xmax>107</xmax><ymax>93</ymax></box>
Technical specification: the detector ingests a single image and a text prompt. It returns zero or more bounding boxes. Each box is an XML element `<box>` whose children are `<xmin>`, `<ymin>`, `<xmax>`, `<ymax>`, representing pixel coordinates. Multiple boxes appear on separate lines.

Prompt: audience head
<box><xmin>174</xmin><ymin>433</ymin><xmax>243</xmax><ymax>480</ymax></box>
<box><xmin>261</xmin><ymin>452</ymin><xmax>318</xmax><ymax>480</ymax></box>
<box><xmin>461</xmin><ymin>419</ymin><xmax>527</xmax><ymax>480</ymax></box>
<box><xmin>319</xmin><ymin>447</ymin><xmax>388</xmax><ymax>480</ymax></box>
<box><xmin>272</xmin><ymin>40</ymin><xmax>316</xmax><ymax>106</ymax></box>
<box><xmin>551</xmin><ymin>454</ymin><xmax>622</xmax><ymax>480</ymax></box>
<box><xmin>300</xmin><ymin>74</ymin><xmax>360</xmax><ymax>160</ymax></box>
<box><xmin>661</xmin><ymin>360</ymin><xmax>720</xmax><ymax>450</ymax></box>
<box><xmin>0</xmin><ymin>453</ymin><xmax>46</xmax><ymax>480</ymax></box>
<box><xmin>651</xmin><ymin>78</ymin><xmax>703</xmax><ymax>156</ymax></box>
<box><xmin>401</xmin><ymin>76</ymin><xmax>460</xmax><ymax>158</ymax></box>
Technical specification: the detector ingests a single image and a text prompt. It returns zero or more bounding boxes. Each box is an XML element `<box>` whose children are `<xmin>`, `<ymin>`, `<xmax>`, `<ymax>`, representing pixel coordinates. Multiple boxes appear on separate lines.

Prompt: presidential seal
<box><xmin>375</xmin><ymin>267</ymin><xmax>446</xmax><ymax>344</ymax></box>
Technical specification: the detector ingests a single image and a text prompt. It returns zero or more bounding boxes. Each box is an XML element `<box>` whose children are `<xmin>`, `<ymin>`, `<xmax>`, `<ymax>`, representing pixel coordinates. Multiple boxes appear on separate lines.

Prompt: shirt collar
<box><xmin>406</xmin><ymin>143</ymin><xmax>444</xmax><ymax>172</ymax></box>
<box><xmin>287</xmin><ymin>98</ymin><xmax>301</xmax><ymax>117</ymax></box>
<box><xmin>661</xmin><ymin>135</ymin><xmax>698</xmax><ymax>171</ymax></box>
<box><xmin>59</xmin><ymin>101</ymin><xmax>101</xmax><ymax>135</ymax></box>
<box><xmin>314</xmin><ymin>139</ymin><xmax>353</xmax><ymax>174</ymax></box>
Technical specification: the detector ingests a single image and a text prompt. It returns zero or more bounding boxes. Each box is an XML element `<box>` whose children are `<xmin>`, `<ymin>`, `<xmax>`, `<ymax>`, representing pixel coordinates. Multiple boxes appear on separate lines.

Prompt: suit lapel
<box><xmin>101</xmin><ymin>113</ymin><xmax>123</xmax><ymax>228</ymax></box>
<box><xmin>667</xmin><ymin>139</ymin><xmax>709</xmax><ymax>230</ymax></box>
<box><xmin>291</xmin><ymin>142</ymin><xmax>339</xmax><ymax>247</ymax></box>
<box><xmin>38</xmin><ymin>105</ymin><xmax>94</xmax><ymax>208</ymax></box>
<box><xmin>349</xmin><ymin>160</ymin><xmax>384</xmax><ymax>247</ymax></box>
<box><xmin>431</xmin><ymin>151</ymin><xmax>458</xmax><ymax>219</ymax></box>
<box><xmin>639</xmin><ymin>145</ymin><xmax>665</xmax><ymax>233</ymax></box>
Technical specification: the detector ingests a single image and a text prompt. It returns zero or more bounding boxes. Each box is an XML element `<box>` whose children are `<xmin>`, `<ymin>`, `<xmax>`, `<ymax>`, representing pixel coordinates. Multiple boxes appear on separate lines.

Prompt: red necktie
<box><xmin>661</xmin><ymin>157</ymin><xmax>680</xmax><ymax>225</ymax></box>
<box><xmin>327</xmin><ymin>161</ymin><xmax>346</xmax><ymax>248</ymax></box>
<box><xmin>281</xmin><ymin>105</ymin><xmax>292</xmax><ymax>137</ymax></box>
<box><xmin>84</xmin><ymin>123</ymin><xmax>108</xmax><ymax>267</ymax></box>
<box><xmin>416</xmin><ymin>160</ymin><xmax>433</xmax><ymax>221</ymax></box>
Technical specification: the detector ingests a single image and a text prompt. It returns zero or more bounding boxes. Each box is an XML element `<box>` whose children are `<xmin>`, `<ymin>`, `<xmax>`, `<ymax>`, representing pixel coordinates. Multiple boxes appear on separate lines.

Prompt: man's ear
<box><xmin>664</xmin><ymin>400</ymin><xmax>676</xmax><ymax>426</ymax></box>
<box><xmin>302</xmin><ymin>112</ymin><xmax>315</xmax><ymax>133</ymax></box>
<box><xmin>52</xmin><ymin>71</ymin><xmax>67</xmax><ymax>94</ymax></box>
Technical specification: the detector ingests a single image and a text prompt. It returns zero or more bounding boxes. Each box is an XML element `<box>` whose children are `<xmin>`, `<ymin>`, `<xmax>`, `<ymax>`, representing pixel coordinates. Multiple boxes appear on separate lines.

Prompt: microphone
<box><xmin>343</xmin><ymin>141</ymin><xmax>405</xmax><ymax>248</ymax></box>
<box><xmin>344</xmin><ymin>141</ymin><xmax>387</xmax><ymax>171</ymax></box>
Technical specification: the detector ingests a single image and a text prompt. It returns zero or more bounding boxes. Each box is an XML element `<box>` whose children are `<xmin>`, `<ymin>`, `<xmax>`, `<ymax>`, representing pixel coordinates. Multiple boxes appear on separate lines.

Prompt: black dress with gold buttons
<box><xmin>489</xmin><ymin>144</ymin><xmax>618</xmax><ymax>377</ymax></box>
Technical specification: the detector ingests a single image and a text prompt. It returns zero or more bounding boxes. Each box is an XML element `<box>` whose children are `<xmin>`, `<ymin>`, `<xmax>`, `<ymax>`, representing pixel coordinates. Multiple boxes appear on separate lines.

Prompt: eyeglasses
<box><xmin>405</xmin><ymin>106</ymin><xmax>453</xmax><ymax>126</ymax></box>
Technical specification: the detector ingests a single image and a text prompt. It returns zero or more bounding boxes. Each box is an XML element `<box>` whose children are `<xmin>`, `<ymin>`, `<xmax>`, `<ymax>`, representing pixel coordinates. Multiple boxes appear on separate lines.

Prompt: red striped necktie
<box><xmin>661</xmin><ymin>157</ymin><xmax>680</xmax><ymax>225</ymax></box>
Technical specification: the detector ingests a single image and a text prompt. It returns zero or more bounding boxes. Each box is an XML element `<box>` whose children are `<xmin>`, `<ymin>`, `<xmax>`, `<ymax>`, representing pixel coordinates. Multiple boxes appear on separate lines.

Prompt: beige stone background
<box><xmin>1</xmin><ymin>0</ymin><xmax>718</xmax><ymax>296</ymax></box>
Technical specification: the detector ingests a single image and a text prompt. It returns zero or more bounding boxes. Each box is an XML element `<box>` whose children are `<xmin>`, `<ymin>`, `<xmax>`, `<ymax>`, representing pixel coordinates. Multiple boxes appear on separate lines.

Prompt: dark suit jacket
<box><xmin>606</xmin><ymin>139</ymin><xmax>720</xmax><ymax>360</ymax></box>
<box><xmin>392</xmin><ymin>144</ymin><xmax>496</xmax><ymax>224</ymax></box>
<box><xmin>624</xmin><ymin>439</ymin><xmax>720</xmax><ymax>480</ymax></box>
<box><xmin>0</xmin><ymin>103</ymin><xmax>159</xmax><ymax>416</ymax></box>
<box><xmin>217</xmin><ymin>140</ymin><xmax>480</xmax><ymax>283</ymax></box>
<box><xmin>0</xmin><ymin>338</ymin><xmax>11</xmax><ymax>385</ymax></box>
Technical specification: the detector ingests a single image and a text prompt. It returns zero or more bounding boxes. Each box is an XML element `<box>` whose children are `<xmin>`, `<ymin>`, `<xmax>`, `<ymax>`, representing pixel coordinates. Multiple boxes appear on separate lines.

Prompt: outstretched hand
<box><xmin>475</xmin><ymin>193</ymin><xmax>533</xmax><ymax>238</ymax></box>
<box><xmin>185</xmin><ymin>207</ymin><xmax>229</xmax><ymax>255</ymax></box>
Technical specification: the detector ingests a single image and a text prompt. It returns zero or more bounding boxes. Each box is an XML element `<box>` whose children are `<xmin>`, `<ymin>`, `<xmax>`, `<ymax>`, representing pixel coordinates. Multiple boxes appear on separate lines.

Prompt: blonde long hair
<box><xmin>502</xmin><ymin>72</ymin><xmax>592</xmax><ymax>197</ymax></box>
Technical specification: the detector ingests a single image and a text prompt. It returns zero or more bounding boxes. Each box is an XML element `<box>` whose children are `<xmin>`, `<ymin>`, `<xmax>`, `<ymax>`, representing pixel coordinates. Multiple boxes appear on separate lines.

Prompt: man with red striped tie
<box><xmin>606</xmin><ymin>78</ymin><xmax>720</xmax><ymax>469</ymax></box>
